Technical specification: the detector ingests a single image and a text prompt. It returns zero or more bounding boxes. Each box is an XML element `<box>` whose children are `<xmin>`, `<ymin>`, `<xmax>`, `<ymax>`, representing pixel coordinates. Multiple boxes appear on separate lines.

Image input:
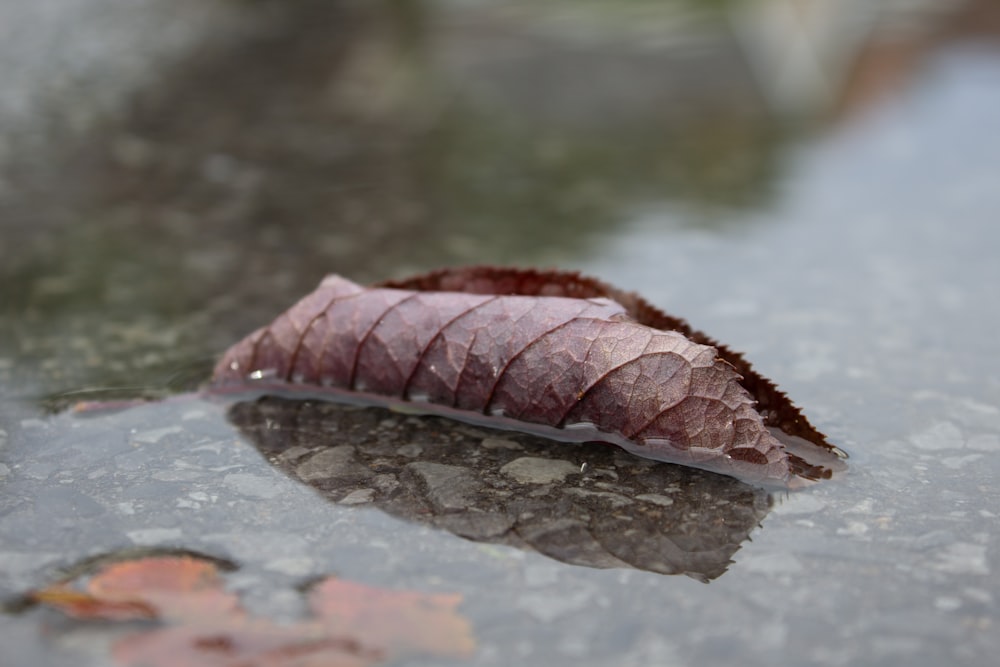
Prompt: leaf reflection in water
<box><xmin>229</xmin><ymin>397</ymin><xmax>773</xmax><ymax>583</ymax></box>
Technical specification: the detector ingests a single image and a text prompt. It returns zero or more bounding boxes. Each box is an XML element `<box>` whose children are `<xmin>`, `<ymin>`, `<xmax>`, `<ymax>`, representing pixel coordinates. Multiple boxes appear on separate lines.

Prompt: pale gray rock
<box><xmin>501</xmin><ymin>456</ymin><xmax>580</xmax><ymax>484</ymax></box>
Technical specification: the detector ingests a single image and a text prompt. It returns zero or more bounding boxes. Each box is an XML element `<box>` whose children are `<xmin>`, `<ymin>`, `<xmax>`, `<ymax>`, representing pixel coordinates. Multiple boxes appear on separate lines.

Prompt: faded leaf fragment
<box><xmin>309</xmin><ymin>578</ymin><xmax>476</xmax><ymax>659</ymax></box>
<box><xmin>26</xmin><ymin>554</ymin><xmax>476</xmax><ymax>667</ymax></box>
<box><xmin>88</xmin><ymin>556</ymin><xmax>242</xmax><ymax>621</ymax></box>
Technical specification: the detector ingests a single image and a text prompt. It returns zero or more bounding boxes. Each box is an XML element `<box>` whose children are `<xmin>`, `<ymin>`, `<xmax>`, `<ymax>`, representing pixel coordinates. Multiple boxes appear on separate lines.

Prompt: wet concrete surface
<box><xmin>2</xmin><ymin>1</ymin><xmax>1000</xmax><ymax>665</ymax></box>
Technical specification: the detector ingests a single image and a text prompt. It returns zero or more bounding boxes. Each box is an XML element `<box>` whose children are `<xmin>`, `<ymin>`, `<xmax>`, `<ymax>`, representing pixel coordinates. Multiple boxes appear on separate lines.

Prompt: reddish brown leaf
<box><xmin>211</xmin><ymin>267</ymin><xmax>844</xmax><ymax>486</ymax></box>
<box><xmin>309</xmin><ymin>578</ymin><xmax>476</xmax><ymax>659</ymax></box>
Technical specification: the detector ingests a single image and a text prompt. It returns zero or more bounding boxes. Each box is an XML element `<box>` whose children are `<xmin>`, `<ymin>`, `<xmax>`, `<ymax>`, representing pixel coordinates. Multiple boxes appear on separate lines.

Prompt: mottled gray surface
<box><xmin>2</xmin><ymin>1</ymin><xmax>999</xmax><ymax>666</ymax></box>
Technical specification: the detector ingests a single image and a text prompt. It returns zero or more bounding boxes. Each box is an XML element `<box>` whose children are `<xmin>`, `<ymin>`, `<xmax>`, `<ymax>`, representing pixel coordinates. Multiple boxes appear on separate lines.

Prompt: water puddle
<box><xmin>230</xmin><ymin>396</ymin><xmax>772</xmax><ymax>582</ymax></box>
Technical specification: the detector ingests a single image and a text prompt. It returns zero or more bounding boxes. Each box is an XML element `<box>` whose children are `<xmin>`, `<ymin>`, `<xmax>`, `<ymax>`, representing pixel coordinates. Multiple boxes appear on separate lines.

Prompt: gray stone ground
<box><xmin>1</xmin><ymin>1</ymin><xmax>999</xmax><ymax>666</ymax></box>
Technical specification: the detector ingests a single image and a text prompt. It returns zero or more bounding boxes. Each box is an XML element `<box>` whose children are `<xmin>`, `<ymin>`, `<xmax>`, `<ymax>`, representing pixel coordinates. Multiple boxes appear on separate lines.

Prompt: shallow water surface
<box><xmin>1</xmin><ymin>1</ymin><xmax>999</xmax><ymax>666</ymax></box>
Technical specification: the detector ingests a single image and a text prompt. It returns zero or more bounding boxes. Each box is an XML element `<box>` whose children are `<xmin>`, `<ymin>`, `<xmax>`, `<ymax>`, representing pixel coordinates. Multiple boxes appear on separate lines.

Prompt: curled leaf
<box><xmin>212</xmin><ymin>267</ymin><xmax>844</xmax><ymax>486</ymax></box>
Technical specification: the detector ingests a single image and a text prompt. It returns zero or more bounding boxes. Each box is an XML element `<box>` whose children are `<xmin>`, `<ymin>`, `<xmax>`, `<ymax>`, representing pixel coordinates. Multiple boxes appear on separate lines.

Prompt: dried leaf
<box><xmin>212</xmin><ymin>267</ymin><xmax>844</xmax><ymax>486</ymax></box>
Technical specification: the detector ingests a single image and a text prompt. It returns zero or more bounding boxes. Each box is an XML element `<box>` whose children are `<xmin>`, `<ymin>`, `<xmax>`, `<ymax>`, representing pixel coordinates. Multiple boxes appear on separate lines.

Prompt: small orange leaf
<box><xmin>309</xmin><ymin>578</ymin><xmax>476</xmax><ymax>659</ymax></box>
<box><xmin>87</xmin><ymin>556</ymin><xmax>242</xmax><ymax>620</ymax></box>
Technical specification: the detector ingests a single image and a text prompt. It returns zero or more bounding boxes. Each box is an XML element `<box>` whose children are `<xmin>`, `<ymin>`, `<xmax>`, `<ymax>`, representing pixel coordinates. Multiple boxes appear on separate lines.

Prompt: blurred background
<box><xmin>2</xmin><ymin>0</ymin><xmax>997</xmax><ymax>403</ymax></box>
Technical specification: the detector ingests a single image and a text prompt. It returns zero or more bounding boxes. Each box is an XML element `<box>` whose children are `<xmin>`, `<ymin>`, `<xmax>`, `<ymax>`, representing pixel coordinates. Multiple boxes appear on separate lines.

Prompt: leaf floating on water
<box><xmin>211</xmin><ymin>267</ymin><xmax>845</xmax><ymax>487</ymax></box>
<box><xmin>25</xmin><ymin>554</ymin><xmax>475</xmax><ymax>667</ymax></box>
